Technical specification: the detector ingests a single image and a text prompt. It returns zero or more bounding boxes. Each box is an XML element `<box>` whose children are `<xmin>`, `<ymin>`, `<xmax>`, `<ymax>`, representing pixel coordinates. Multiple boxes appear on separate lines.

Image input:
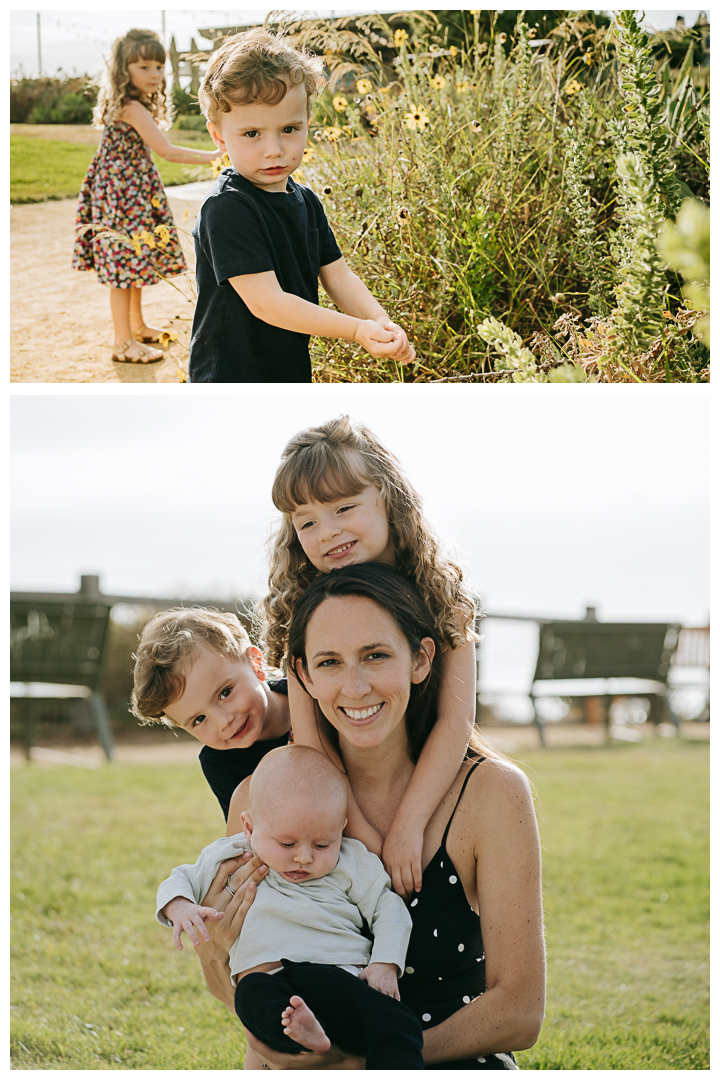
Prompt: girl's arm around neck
<box><xmin>424</xmin><ymin>761</ymin><xmax>545</xmax><ymax>1064</ymax></box>
<box><xmin>382</xmin><ymin>638</ymin><xmax>476</xmax><ymax>897</ymax></box>
<box><xmin>119</xmin><ymin>100</ymin><xmax>222</xmax><ymax>165</ymax></box>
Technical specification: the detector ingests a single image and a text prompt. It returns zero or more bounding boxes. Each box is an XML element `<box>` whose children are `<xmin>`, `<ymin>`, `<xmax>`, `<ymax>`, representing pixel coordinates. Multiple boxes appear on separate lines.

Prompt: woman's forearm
<box><xmin>195</xmin><ymin>943</ymin><xmax>236</xmax><ymax>1013</ymax></box>
<box><xmin>422</xmin><ymin>985</ymin><xmax>543</xmax><ymax>1065</ymax></box>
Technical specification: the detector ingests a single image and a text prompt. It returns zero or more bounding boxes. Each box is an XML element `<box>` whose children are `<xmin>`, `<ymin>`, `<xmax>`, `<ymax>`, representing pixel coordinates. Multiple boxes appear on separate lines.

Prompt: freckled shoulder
<box><xmin>451</xmin><ymin>756</ymin><xmax>536</xmax><ymax>849</ymax></box>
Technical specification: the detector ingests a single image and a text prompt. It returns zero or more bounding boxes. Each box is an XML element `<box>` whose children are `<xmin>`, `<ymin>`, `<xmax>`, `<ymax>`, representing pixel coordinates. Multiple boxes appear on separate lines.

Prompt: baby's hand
<box><xmin>163</xmin><ymin>896</ymin><xmax>224</xmax><ymax>951</ymax></box>
<box><xmin>375</xmin><ymin>317</ymin><xmax>416</xmax><ymax>365</ymax></box>
<box><xmin>354</xmin><ymin>319</ymin><xmax>405</xmax><ymax>359</ymax></box>
<box><xmin>382</xmin><ymin>819</ymin><xmax>424</xmax><ymax>899</ymax></box>
<box><xmin>360</xmin><ymin>962</ymin><xmax>400</xmax><ymax>1000</ymax></box>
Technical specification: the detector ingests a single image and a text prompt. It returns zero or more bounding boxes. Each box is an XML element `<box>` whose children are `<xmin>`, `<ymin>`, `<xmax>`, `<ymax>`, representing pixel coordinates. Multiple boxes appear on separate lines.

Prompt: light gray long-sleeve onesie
<box><xmin>156</xmin><ymin>834</ymin><xmax>412</xmax><ymax>981</ymax></box>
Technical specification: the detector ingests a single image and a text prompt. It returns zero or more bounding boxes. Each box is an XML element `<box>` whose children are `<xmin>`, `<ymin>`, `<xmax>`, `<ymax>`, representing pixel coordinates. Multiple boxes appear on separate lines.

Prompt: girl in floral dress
<box><xmin>73</xmin><ymin>29</ymin><xmax>223</xmax><ymax>363</ymax></box>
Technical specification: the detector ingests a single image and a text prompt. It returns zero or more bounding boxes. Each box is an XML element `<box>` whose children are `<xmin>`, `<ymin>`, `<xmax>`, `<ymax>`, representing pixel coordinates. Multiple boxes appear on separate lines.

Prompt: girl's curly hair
<box><xmin>259</xmin><ymin>415</ymin><xmax>479</xmax><ymax>670</ymax></box>
<box><xmin>94</xmin><ymin>28</ymin><xmax>172</xmax><ymax>130</ymax></box>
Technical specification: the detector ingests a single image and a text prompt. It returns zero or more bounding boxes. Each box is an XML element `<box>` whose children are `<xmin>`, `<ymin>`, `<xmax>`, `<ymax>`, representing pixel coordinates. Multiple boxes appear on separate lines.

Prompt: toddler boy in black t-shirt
<box><xmin>131</xmin><ymin>608</ymin><xmax>291</xmax><ymax>825</ymax></box>
<box><xmin>189</xmin><ymin>28</ymin><xmax>415</xmax><ymax>382</ymax></box>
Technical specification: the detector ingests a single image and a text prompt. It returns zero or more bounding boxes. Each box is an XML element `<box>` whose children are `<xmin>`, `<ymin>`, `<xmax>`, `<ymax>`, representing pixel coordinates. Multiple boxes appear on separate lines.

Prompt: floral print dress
<box><xmin>72</xmin><ymin>119</ymin><xmax>186</xmax><ymax>288</ymax></box>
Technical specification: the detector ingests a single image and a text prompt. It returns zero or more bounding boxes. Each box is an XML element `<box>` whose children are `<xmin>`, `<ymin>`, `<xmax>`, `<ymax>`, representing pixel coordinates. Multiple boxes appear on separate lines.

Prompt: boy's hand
<box><xmin>375</xmin><ymin>317</ymin><xmax>416</xmax><ymax>365</ymax></box>
<box><xmin>163</xmin><ymin>896</ymin><xmax>224</xmax><ymax>951</ymax></box>
<box><xmin>382</xmin><ymin>819</ymin><xmax>424</xmax><ymax>899</ymax></box>
<box><xmin>353</xmin><ymin>319</ymin><xmax>407</xmax><ymax>359</ymax></box>
<box><xmin>360</xmin><ymin>962</ymin><xmax>400</xmax><ymax>1000</ymax></box>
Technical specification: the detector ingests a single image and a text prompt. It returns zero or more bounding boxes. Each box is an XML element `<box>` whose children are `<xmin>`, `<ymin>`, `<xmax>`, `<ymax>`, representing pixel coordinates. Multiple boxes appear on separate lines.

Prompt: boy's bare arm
<box><xmin>320</xmin><ymin>258</ymin><xmax>415</xmax><ymax>364</ymax></box>
<box><xmin>318</xmin><ymin>257</ymin><xmax>387</xmax><ymax>320</ymax></box>
<box><xmin>228</xmin><ymin>270</ymin><xmax>411</xmax><ymax>360</ymax></box>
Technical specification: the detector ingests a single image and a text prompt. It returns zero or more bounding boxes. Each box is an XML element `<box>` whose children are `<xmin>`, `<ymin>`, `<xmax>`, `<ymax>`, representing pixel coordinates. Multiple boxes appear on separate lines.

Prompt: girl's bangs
<box><xmin>275</xmin><ymin>451</ymin><xmax>369</xmax><ymax>514</ymax></box>
<box><xmin>130</xmin><ymin>40</ymin><xmax>166</xmax><ymax>66</ymax></box>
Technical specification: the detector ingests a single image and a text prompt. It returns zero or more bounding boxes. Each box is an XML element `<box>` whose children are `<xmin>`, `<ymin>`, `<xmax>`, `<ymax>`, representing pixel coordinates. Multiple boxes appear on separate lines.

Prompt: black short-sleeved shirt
<box><xmin>199</xmin><ymin>679</ymin><xmax>290</xmax><ymax>821</ymax></box>
<box><xmin>189</xmin><ymin>170</ymin><xmax>343</xmax><ymax>384</ymax></box>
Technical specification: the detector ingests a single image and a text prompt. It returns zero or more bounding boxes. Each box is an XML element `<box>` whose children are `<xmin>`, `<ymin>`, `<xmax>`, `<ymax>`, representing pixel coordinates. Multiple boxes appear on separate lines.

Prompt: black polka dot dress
<box><xmin>401</xmin><ymin>759</ymin><xmax>519</xmax><ymax>1070</ymax></box>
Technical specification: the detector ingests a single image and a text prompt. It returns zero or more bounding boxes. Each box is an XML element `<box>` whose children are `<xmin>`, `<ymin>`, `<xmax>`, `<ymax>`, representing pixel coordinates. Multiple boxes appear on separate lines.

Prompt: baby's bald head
<box><xmin>243</xmin><ymin>746</ymin><xmax>348</xmax><ymax>882</ymax></box>
<box><xmin>248</xmin><ymin>744</ymin><xmax>347</xmax><ymax>822</ymax></box>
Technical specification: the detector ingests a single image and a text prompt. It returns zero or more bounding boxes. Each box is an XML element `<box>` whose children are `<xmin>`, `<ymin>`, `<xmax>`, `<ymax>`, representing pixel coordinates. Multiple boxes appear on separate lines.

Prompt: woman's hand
<box><xmin>381</xmin><ymin>819</ymin><xmax>424</xmax><ymax>898</ymax></box>
<box><xmin>191</xmin><ymin>854</ymin><xmax>268</xmax><ymax>1011</ymax></box>
<box><xmin>200</xmin><ymin>853</ymin><xmax>269</xmax><ymax>954</ymax></box>
<box><xmin>245</xmin><ymin>1031</ymin><xmax>364</xmax><ymax>1070</ymax></box>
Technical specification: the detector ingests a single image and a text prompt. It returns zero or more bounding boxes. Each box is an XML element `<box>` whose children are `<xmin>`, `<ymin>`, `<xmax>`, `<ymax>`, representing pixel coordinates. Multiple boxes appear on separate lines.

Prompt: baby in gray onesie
<box><xmin>156</xmin><ymin>745</ymin><xmax>424</xmax><ymax>1067</ymax></box>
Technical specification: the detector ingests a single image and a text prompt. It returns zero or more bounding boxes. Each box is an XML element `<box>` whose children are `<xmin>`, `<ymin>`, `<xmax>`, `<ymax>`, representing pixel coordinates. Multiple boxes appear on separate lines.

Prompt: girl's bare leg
<box><xmin>109</xmin><ymin>286</ymin><xmax>161</xmax><ymax>362</ymax></box>
<box><xmin>129</xmin><ymin>286</ymin><xmax>164</xmax><ymax>341</ymax></box>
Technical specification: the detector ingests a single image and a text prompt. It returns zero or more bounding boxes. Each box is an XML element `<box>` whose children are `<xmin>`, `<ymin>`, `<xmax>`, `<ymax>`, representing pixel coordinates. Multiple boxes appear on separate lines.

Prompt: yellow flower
<box><xmin>131</xmin><ymin>235</ymin><xmax>142</xmax><ymax>257</ymax></box>
<box><xmin>333</xmin><ymin>95</ymin><xmax>348</xmax><ymax>112</ymax></box>
<box><xmin>302</xmin><ymin>147</ymin><xmax>315</xmax><ymax>162</ymax></box>
<box><xmin>430</xmin><ymin>75</ymin><xmax>446</xmax><ymax>89</ymax></box>
<box><xmin>183</xmin><ymin>209</ymin><xmax>189</xmax><ymax>222</ymax></box>
<box><xmin>528</xmin><ymin>28</ymin><xmax>537</xmax><ymax>38</ymax></box>
<box><xmin>323</xmin><ymin>186</ymin><xmax>333</xmax><ymax>195</ymax></box>
<box><xmin>159</xmin><ymin>331</ymin><xmax>178</xmax><ymax>346</ymax></box>
<box><xmin>403</xmin><ymin>105</ymin><xmax>430</xmax><ymax>131</ymax></box>
<box><xmin>151</xmin><ymin>196</ymin><xmax>161</xmax><ymax>209</ymax></box>
<box><xmin>394</xmin><ymin>28</ymin><xmax>409</xmax><ymax>49</ymax></box>
<box><xmin>449</xmin><ymin>45</ymin><xmax>458</xmax><ymax>56</ymax></box>
<box><xmin>498</xmin><ymin>33</ymin><xmax>507</xmax><ymax>44</ymax></box>
<box><xmin>154</xmin><ymin>224</ymin><xmax>171</xmax><ymax>245</ymax></box>
<box><xmin>564</xmin><ymin>78</ymin><xmax>582</xmax><ymax>96</ymax></box>
<box><xmin>471</xmin><ymin>119</ymin><xmax>482</xmax><ymax>133</ymax></box>
<box><xmin>341</xmin><ymin>125</ymin><xmax>353</xmax><ymax>137</ymax></box>
<box><xmin>322</xmin><ymin>126</ymin><xmax>342</xmax><ymax>143</ymax></box>
<box><xmin>396</xmin><ymin>206</ymin><xmax>410</xmax><ymax>223</ymax></box>
<box><xmin>469</xmin><ymin>9</ymin><xmax>481</xmax><ymax>14</ymax></box>
<box><xmin>356</xmin><ymin>78</ymin><xmax>373</xmax><ymax>95</ymax></box>
<box><xmin>456</xmin><ymin>80</ymin><xmax>471</xmax><ymax>93</ymax></box>
<box><xmin>583</xmin><ymin>50</ymin><xmax>593</xmax><ymax>65</ymax></box>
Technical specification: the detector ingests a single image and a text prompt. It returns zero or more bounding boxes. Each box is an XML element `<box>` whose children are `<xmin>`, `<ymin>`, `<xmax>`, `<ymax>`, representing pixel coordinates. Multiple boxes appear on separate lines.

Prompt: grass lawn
<box><xmin>10</xmin><ymin>129</ymin><xmax>217</xmax><ymax>203</ymax></box>
<box><xmin>10</xmin><ymin>740</ymin><xmax>708</xmax><ymax>1070</ymax></box>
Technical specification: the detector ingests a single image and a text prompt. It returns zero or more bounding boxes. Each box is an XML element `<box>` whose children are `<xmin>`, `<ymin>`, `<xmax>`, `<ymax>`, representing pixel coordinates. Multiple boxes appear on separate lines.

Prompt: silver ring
<box><xmin>225</xmin><ymin>874</ymin><xmax>236</xmax><ymax>896</ymax></box>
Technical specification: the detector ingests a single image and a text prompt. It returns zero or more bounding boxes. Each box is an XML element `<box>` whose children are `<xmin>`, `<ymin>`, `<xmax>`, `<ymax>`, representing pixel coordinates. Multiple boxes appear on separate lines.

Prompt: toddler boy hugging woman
<box><xmin>189</xmin><ymin>28</ymin><xmax>415</xmax><ymax>383</ymax></box>
<box><xmin>156</xmin><ymin>746</ymin><xmax>424</xmax><ymax>1069</ymax></box>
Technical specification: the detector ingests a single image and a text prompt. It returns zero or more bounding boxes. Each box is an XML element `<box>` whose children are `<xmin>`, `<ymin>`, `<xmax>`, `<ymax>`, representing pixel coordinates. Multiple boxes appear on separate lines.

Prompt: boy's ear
<box><xmin>246</xmin><ymin>645</ymin><xmax>266</xmax><ymax>681</ymax></box>
<box><xmin>240</xmin><ymin>810</ymin><xmax>253</xmax><ymax>836</ymax></box>
<box><xmin>207</xmin><ymin>119</ymin><xmax>226</xmax><ymax>151</ymax></box>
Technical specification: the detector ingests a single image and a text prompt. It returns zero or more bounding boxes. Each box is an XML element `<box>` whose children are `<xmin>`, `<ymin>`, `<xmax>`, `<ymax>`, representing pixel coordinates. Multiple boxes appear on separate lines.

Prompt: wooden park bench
<box><xmin>529</xmin><ymin>619</ymin><xmax>682</xmax><ymax>747</ymax></box>
<box><xmin>10</xmin><ymin>577</ymin><xmax>114</xmax><ymax>761</ymax></box>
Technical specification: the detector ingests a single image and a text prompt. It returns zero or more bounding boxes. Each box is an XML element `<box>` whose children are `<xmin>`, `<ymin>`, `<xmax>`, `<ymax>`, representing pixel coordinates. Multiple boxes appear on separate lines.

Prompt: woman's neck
<box><xmin>339</xmin><ymin>724</ymin><xmax>414</xmax><ymax>839</ymax></box>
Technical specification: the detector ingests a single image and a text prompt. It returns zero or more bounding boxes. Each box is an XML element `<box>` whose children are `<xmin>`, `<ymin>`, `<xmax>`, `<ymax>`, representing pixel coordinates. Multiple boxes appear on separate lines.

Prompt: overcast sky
<box><xmin>10</xmin><ymin>390</ymin><xmax>710</xmax><ymax>628</ymax></box>
<box><xmin>11</xmin><ymin>9</ymin><xmax>705</xmax><ymax>77</ymax></box>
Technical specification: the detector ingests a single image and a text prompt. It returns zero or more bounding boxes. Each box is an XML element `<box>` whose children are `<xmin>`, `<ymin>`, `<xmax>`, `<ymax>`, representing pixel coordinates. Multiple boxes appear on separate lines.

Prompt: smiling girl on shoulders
<box><xmin>260</xmin><ymin>415</ymin><xmax>479</xmax><ymax>898</ymax></box>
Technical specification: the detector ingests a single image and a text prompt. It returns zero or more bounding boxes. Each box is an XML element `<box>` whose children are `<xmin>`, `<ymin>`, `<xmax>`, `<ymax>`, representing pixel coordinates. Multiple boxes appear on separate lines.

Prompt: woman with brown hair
<box><xmin>193</xmin><ymin>563</ymin><xmax>545</xmax><ymax>1069</ymax></box>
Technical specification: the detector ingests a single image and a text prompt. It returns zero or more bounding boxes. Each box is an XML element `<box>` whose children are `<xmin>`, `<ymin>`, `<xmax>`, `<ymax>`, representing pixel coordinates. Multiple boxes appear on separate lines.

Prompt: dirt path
<box><xmin>10</xmin><ymin>181</ymin><xmax>212</xmax><ymax>383</ymax></box>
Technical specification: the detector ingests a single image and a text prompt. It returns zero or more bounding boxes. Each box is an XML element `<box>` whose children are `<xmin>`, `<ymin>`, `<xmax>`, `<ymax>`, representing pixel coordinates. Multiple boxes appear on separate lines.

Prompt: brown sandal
<box><xmin>132</xmin><ymin>324</ymin><xmax>163</xmax><ymax>344</ymax></box>
<box><xmin>112</xmin><ymin>338</ymin><xmax>163</xmax><ymax>363</ymax></box>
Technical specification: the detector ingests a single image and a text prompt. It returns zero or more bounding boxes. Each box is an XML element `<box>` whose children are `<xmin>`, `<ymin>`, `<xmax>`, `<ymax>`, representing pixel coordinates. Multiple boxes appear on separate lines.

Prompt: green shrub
<box><xmin>172</xmin><ymin>84</ymin><xmax>201</xmax><ymax>116</ymax></box>
<box><xmin>11</xmin><ymin>74</ymin><xmax>97</xmax><ymax>124</ymax></box>
<box><xmin>175</xmin><ymin>113</ymin><xmax>209</xmax><ymax>131</ymax></box>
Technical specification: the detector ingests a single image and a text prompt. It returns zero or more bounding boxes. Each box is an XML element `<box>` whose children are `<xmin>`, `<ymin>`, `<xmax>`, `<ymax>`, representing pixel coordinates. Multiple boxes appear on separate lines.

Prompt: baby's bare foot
<box><xmin>281</xmin><ymin>995</ymin><xmax>331</xmax><ymax>1053</ymax></box>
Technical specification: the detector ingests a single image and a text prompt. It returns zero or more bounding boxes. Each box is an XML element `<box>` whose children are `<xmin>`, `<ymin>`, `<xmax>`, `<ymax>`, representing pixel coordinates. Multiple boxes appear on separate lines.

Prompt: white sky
<box><xmin>10</xmin><ymin>390</ymin><xmax>710</xmax><ymax>627</ymax></box>
<box><xmin>10</xmin><ymin>9</ymin><xmax>705</xmax><ymax>78</ymax></box>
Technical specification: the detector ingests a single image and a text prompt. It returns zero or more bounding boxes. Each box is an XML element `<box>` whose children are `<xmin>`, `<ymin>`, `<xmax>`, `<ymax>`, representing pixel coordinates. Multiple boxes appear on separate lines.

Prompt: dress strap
<box><xmin>440</xmin><ymin>757</ymin><xmax>485</xmax><ymax>848</ymax></box>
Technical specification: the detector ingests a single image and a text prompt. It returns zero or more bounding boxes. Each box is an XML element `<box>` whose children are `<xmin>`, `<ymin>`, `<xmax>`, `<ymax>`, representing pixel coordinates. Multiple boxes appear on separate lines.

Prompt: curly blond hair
<box><xmin>198</xmin><ymin>28</ymin><xmax>325</xmax><ymax>126</ymax></box>
<box><xmin>94</xmin><ymin>28</ymin><xmax>172</xmax><ymax>130</ymax></box>
<box><xmin>131</xmin><ymin>607</ymin><xmax>252</xmax><ymax>727</ymax></box>
<box><xmin>259</xmin><ymin>416</ymin><xmax>479</xmax><ymax>670</ymax></box>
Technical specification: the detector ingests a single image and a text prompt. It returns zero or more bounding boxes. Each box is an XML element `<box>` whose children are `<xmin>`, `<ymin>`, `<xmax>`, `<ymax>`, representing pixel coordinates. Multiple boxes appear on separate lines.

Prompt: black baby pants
<box><xmin>235</xmin><ymin>960</ymin><xmax>424</xmax><ymax>1070</ymax></box>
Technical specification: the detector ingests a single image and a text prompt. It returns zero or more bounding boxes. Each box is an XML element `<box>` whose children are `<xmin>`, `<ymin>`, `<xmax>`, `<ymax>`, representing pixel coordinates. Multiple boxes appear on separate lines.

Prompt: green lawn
<box><xmin>10</xmin><ymin>740</ymin><xmax>708</xmax><ymax>1070</ymax></box>
<box><xmin>10</xmin><ymin>130</ymin><xmax>217</xmax><ymax>203</ymax></box>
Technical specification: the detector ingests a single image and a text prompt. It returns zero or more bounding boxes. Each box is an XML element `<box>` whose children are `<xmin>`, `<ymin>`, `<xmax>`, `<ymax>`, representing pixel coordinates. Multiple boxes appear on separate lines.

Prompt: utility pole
<box><xmin>36</xmin><ymin>12</ymin><xmax>42</xmax><ymax>77</ymax></box>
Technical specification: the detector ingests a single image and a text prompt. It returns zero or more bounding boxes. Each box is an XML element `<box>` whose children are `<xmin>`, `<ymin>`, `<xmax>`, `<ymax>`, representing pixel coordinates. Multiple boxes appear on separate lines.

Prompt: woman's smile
<box><xmin>339</xmin><ymin>703</ymin><xmax>385</xmax><ymax>723</ymax></box>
